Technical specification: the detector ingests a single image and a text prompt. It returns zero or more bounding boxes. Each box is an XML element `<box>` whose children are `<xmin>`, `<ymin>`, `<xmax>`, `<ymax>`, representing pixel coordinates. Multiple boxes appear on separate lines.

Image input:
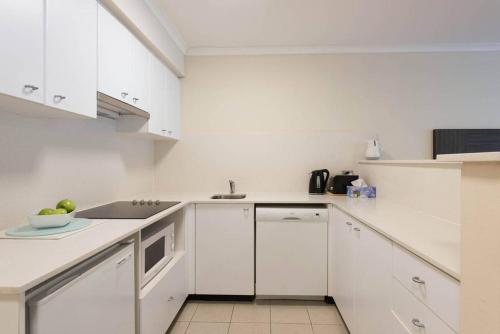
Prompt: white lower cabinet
<box><xmin>195</xmin><ymin>204</ymin><xmax>255</xmax><ymax>295</ymax></box>
<box><xmin>354</xmin><ymin>220</ymin><xmax>393</xmax><ymax>334</ymax></box>
<box><xmin>140</xmin><ymin>253</ymin><xmax>187</xmax><ymax>334</ymax></box>
<box><xmin>332</xmin><ymin>209</ymin><xmax>356</xmax><ymax>328</ymax></box>
<box><xmin>332</xmin><ymin>208</ymin><xmax>402</xmax><ymax>334</ymax></box>
<box><xmin>393</xmin><ymin>245</ymin><xmax>459</xmax><ymax>332</ymax></box>
<box><xmin>392</xmin><ymin>278</ymin><xmax>456</xmax><ymax>334</ymax></box>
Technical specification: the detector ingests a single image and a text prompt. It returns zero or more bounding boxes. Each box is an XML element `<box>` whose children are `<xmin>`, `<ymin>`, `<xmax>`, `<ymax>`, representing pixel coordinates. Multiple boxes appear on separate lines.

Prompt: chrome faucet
<box><xmin>229</xmin><ymin>180</ymin><xmax>236</xmax><ymax>194</ymax></box>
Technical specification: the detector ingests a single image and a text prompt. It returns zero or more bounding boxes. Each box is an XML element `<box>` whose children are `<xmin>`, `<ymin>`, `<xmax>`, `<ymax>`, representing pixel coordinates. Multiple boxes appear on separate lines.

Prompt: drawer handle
<box><xmin>168</xmin><ymin>296</ymin><xmax>175</xmax><ymax>301</ymax></box>
<box><xmin>412</xmin><ymin>318</ymin><xmax>425</xmax><ymax>328</ymax></box>
<box><xmin>24</xmin><ymin>84</ymin><xmax>39</xmax><ymax>92</ymax></box>
<box><xmin>412</xmin><ymin>276</ymin><xmax>426</xmax><ymax>285</ymax></box>
<box><xmin>53</xmin><ymin>95</ymin><xmax>66</xmax><ymax>103</ymax></box>
<box><xmin>346</xmin><ymin>222</ymin><xmax>352</xmax><ymax>226</ymax></box>
<box><xmin>353</xmin><ymin>227</ymin><xmax>361</xmax><ymax>232</ymax></box>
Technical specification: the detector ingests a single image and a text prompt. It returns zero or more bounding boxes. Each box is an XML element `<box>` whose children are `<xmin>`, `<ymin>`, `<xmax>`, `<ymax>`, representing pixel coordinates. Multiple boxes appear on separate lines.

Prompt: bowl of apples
<box><xmin>29</xmin><ymin>199</ymin><xmax>77</xmax><ymax>229</ymax></box>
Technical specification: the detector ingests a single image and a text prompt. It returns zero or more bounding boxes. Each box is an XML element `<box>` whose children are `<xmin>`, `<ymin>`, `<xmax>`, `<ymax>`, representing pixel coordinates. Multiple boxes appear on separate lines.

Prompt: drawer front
<box><xmin>140</xmin><ymin>254</ymin><xmax>188</xmax><ymax>334</ymax></box>
<box><xmin>393</xmin><ymin>245</ymin><xmax>459</xmax><ymax>331</ymax></box>
<box><xmin>393</xmin><ymin>278</ymin><xmax>456</xmax><ymax>334</ymax></box>
<box><xmin>165</xmin><ymin>255</ymin><xmax>188</xmax><ymax>326</ymax></box>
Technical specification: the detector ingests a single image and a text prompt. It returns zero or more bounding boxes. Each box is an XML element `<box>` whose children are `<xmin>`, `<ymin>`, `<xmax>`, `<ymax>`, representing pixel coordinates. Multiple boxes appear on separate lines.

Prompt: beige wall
<box><xmin>155</xmin><ymin>52</ymin><xmax>500</xmax><ymax>193</ymax></box>
<box><xmin>0</xmin><ymin>112</ymin><xmax>154</xmax><ymax>229</ymax></box>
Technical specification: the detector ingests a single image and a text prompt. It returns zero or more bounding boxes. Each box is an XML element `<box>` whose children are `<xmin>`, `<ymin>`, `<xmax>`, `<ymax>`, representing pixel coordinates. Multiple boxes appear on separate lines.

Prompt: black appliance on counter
<box><xmin>327</xmin><ymin>173</ymin><xmax>359</xmax><ymax>194</ymax></box>
<box><xmin>75</xmin><ymin>201</ymin><xmax>180</xmax><ymax>219</ymax></box>
<box><xmin>309</xmin><ymin>169</ymin><xmax>330</xmax><ymax>194</ymax></box>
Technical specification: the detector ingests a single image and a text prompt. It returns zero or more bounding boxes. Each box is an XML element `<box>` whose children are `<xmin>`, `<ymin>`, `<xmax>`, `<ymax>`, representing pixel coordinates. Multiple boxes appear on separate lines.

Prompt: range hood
<box><xmin>97</xmin><ymin>92</ymin><xmax>150</xmax><ymax>120</ymax></box>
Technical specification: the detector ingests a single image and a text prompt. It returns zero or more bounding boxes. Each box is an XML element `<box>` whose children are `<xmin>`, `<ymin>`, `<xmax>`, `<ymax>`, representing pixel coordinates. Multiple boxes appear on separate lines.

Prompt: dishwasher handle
<box><xmin>282</xmin><ymin>217</ymin><xmax>302</xmax><ymax>221</ymax></box>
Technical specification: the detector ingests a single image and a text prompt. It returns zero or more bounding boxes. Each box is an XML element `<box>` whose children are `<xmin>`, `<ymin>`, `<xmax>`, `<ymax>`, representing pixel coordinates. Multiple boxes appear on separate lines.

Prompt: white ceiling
<box><xmin>149</xmin><ymin>0</ymin><xmax>500</xmax><ymax>55</ymax></box>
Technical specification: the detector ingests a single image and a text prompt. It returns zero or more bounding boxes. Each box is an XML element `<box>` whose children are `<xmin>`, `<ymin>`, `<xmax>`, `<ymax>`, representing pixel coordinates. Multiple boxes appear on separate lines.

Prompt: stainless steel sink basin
<box><xmin>210</xmin><ymin>194</ymin><xmax>247</xmax><ymax>199</ymax></box>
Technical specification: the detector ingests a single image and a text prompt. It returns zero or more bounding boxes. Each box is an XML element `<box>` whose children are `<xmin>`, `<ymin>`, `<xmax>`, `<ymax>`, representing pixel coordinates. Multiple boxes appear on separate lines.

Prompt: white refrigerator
<box><xmin>26</xmin><ymin>242</ymin><xmax>135</xmax><ymax>334</ymax></box>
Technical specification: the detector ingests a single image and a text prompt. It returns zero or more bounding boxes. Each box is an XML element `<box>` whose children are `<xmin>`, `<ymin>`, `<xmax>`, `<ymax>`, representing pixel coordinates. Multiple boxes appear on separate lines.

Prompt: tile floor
<box><xmin>167</xmin><ymin>299</ymin><xmax>349</xmax><ymax>334</ymax></box>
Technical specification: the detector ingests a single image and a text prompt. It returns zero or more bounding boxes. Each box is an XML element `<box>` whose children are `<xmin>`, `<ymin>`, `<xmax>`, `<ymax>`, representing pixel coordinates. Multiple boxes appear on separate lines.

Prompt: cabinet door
<box><xmin>148</xmin><ymin>54</ymin><xmax>168</xmax><ymax>135</ymax></box>
<box><xmin>0</xmin><ymin>0</ymin><xmax>44</xmax><ymax>103</ymax></box>
<box><xmin>195</xmin><ymin>204</ymin><xmax>254</xmax><ymax>295</ymax></box>
<box><xmin>164</xmin><ymin>67</ymin><xmax>181</xmax><ymax>139</ymax></box>
<box><xmin>332</xmin><ymin>209</ymin><xmax>355</xmax><ymax>330</ymax></box>
<box><xmin>129</xmin><ymin>36</ymin><xmax>150</xmax><ymax>111</ymax></box>
<box><xmin>97</xmin><ymin>3</ymin><xmax>131</xmax><ymax>104</ymax></box>
<box><xmin>353</xmin><ymin>222</ymin><xmax>393</xmax><ymax>334</ymax></box>
<box><xmin>45</xmin><ymin>0</ymin><xmax>96</xmax><ymax>118</ymax></box>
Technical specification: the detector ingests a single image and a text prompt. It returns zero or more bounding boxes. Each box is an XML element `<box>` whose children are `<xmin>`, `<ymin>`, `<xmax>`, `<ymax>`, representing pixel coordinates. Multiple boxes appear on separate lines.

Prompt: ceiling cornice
<box><xmin>187</xmin><ymin>43</ymin><xmax>500</xmax><ymax>56</ymax></box>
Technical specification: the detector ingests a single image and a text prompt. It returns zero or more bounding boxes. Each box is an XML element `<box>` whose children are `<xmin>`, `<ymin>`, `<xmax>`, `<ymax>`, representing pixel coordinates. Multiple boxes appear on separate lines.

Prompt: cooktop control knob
<box><xmin>132</xmin><ymin>200</ymin><xmax>138</xmax><ymax>205</ymax></box>
<box><xmin>139</xmin><ymin>200</ymin><xmax>145</xmax><ymax>205</ymax></box>
<box><xmin>155</xmin><ymin>200</ymin><xmax>161</xmax><ymax>205</ymax></box>
<box><xmin>147</xmin><ymin>200</ymin><xmax>153</xmax><ymax>206</ymax></box>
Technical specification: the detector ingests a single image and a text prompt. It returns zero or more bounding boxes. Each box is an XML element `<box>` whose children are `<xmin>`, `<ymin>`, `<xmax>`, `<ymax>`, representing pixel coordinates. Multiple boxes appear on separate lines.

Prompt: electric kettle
<box><xmin>309</xmin><ymin>169</ymin><xmax>330</xmax><ymax>194</ymax></box>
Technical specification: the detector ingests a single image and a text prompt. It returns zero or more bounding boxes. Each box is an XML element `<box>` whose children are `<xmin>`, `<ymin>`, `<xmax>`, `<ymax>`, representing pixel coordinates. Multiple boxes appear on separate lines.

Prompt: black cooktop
<box><xmin>75</xmin><ymin>201</ymin><xmax>181</xmax><ymax>219</ymax></box>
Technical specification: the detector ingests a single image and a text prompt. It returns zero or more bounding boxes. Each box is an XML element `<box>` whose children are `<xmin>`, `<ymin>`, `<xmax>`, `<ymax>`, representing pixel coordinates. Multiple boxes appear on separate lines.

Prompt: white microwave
<box><xmin>140</xmin><ymin>218</ymin><xmax>175</xmax><ymax>286</ymax></box>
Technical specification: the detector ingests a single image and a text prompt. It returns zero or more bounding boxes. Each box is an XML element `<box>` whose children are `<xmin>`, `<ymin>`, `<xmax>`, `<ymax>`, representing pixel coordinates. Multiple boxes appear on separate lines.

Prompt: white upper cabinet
<box><xmin>45</xmin><ymin>0</ymin><xmax>97</xmax><ymax>117</ymax></box>
<box><xmin>0</xmin><ymin>1</ymin><xmax>44</xmax><ymax>103</ymax></box>
<box><xmin>97</xmin><ymin>3</ymin><xmax>149</xmax><ymax>111</ymax></box>
<box><xmin>97</xmin><ymin>3</ymin><xmax>132</xmax><ymax>105</ymax></box>
<box><xmin>148</xmin><ymin>54</ymin><xmax>169</xmax><ymax>136</ymax></box>
<box><xmin>164</xmin><ymin>66</ymin><xmax>181</xmax><ymax>139</ymax></box>
<box><xmin>129</xmin><ymin>36</ymin><xmax>150</xmax><ymax>111</ymax></box>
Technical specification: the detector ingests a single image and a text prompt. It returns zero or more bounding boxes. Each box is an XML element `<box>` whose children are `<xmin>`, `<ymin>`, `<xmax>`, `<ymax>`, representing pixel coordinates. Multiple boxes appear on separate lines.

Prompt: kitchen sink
<box><xmin>210</xmin><ymin>194</ymin><xmax>247</xmax><ymax>199</ymax></box>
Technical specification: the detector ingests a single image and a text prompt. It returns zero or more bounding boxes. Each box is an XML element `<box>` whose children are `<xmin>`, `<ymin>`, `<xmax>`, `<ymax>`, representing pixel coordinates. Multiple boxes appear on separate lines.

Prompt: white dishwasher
<box><xmin>256</xmin><ymin>204</ymin><xmax>328</xmax><ymax>297</ymax></box>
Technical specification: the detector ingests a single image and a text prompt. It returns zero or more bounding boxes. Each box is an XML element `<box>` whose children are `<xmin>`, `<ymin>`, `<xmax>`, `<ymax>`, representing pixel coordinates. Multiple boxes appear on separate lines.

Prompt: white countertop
<box><xmin>0</xmin><ymin>192</ymin><xmax>460</xmax><ymax>294</ymax></box>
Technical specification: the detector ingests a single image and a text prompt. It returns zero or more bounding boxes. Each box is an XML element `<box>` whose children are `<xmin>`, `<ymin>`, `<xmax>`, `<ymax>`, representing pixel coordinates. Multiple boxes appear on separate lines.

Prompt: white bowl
<box><xmin>28</xmin><ymin>211</ymin><xmax>75</xmax><ymax>229</ymax></box>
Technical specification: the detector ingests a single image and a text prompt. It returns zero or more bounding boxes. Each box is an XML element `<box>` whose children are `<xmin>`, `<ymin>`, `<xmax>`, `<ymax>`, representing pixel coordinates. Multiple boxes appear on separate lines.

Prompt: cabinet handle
<box><xmin>411</xmin><ymin>318</ymin><xmax>425</xmax><ymax>328</ymax></box>
<box><xmin>412</xmin><ymin>276</ymin><xmax>426</xmax><ymax>285</ymax></box>
<box><xmin>53</xmin><ymin>95</ymin><xmax>66</xmax><ymax>103</ymax></box>
<box><xmin>24</xmin><ymin>84</ymin><xmax>39</xmax><ymax>92</ymax></box>
<box><xmin>353</xmin><ymin>227</ymin><xmax>361</xmax><ymax>232</ymax></box>
<box><xmin>346</xmin><ymin>222</ymin><xmax>352</xmax><ymax>226</ymax></box>
<box><xmin>168</xmin><ymin>296</ymin><xmax>175</xmax><ymax>301</ymax></box>
<box><xmin>133</xmin><ymin>97</ymin><xmax>139</xmax><ymax>103</ymax></box>
<box><xmin>121</xmin><ymin>92</ymin><xmax>128</xmax><ymax>98</ymax></box>
<box><xmin>168</xmin><ymin>130</ymin><xmax>173</xmax><ymax>134</ymax></box>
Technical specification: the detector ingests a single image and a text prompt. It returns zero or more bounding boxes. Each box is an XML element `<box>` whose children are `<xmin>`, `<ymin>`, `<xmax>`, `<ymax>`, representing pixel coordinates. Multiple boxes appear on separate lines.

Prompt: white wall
<box><xmin>155</xmin><ymin>52</ymin><xmax>500</xmax><ymax>193</ymax></box>
<box><xmin>0</xmin><ymin>112</ymin><xmax>154</xmax><ymax>229</ymax></box>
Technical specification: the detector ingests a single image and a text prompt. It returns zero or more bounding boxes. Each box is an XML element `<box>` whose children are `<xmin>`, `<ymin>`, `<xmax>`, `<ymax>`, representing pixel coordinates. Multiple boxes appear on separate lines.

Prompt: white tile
<box><xmin>271</xmin><ymin>305</ymin><xmax>310</xmax><ymax>324</ymax></box>
<box><xmin>177</xmin><ymin>302</ymin><xmax>198</xmax><ymax>322</ymax></box>
<box><xmin>307</xmin><ymin>306</ymin><xmax>343</xmax><ymax>325</ymax></box>
<box><xmin>312</xmin><ymin>324</ymin><xmax>348</xmax><ymax>334</ymax></box>
<box><xmin>191</xmin><ymin>302</ymin><xmax>234</xmax><ymax>323</ymax></box>
<box><xmin>229</xmin><ymin>323</ymin><xmax>270</xmax><ymax>334</ymax></box>
<box><xmin>168</xmin><ymin>322</ymin><xmax>189</xmax><ymax>334</ymax></box>
<box><xmin>232</xmin><ymin>303</ymin><xmax>271</xmax><ymax>323</ymax></box>
<box><xmin>186</xmin><ymin>322</ymin><xmax>230</xmax><ymax>334</ymax></box>
<box><xmin>271</xmin><ymin>323</ymin><xmax>314</xmax><ymax>334</ymax></box>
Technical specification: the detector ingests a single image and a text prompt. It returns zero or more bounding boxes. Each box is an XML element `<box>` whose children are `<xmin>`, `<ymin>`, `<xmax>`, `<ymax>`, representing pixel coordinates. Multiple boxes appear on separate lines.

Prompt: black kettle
<box><xmin>309</xmin><ymin>169</ymin><xmax>330</xmax><ymax>194</ymax></box>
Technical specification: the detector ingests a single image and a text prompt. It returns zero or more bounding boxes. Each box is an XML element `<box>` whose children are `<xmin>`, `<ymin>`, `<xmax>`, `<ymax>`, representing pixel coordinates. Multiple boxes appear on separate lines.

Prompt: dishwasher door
<box><xmin>256</xmin><ymin>205</ymin><xmax>328</xmax><ymax>297</ymax></box>
<box><xmin>26</xmin><ymin>242</ymin><xmax>135</xmax><ymax>334</ymax></box>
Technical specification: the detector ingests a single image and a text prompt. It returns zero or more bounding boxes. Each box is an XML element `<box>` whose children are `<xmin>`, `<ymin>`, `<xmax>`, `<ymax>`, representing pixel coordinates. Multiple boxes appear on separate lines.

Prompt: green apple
<box><xmin>53</xmin><ymin>208</ymin><xmax>68</xmax><ymax>215</ymax></box>
<box><xmin>38</xmin><ymin>208</ymin><xmax>55</xmax><ymax>215</ymax></box>
<box><xmin>56</xmin><ymin>199</ymin><xmax>76</xmax><ymax>213</ymax></box>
